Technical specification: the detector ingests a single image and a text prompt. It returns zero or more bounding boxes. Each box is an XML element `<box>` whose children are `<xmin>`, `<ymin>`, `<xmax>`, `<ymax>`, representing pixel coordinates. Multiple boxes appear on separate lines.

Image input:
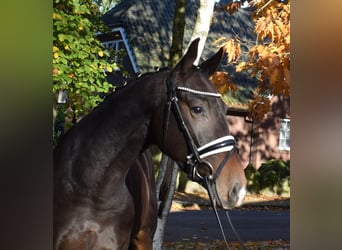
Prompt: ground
<box><xmin>170</xmin><ymin>192</ymin><xmax>290</xmax><ymax>212</ymax></box>
<box><xmin>162</xmin><ymin>191</ymin><xmax>290</xmax><ymax>250</ymax></box>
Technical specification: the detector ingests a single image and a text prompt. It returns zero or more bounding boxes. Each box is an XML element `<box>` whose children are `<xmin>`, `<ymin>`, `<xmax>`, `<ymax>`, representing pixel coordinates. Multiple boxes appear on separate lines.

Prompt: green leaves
<box><xmin>53</xmin><ymin>0</ymin><xmax>117</xmax><ymax>133</ymax></box>
<box><xmin>245</xmin><ymin>160</ymin><xmax>290</xmax><ymax>195</ymax></box>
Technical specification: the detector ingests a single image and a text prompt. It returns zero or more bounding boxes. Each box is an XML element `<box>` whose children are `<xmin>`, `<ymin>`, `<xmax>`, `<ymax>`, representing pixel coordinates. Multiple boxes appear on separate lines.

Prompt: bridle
<box><xmin>163</xmin><ymin>73</ymin><xmax>246</xmax><ymax>249</ymax></box>
<box><xmin>163</xmin><ymin>73</ymin><xmax>236</xmax><ymax>201</ymax></box>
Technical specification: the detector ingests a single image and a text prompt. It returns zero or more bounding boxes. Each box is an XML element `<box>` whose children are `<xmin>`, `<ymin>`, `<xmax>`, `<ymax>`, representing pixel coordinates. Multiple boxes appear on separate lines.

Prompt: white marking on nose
<box><xmin>236</xmin><ymin>186</ymin><xmax>247</xmax><ymax>207</ymax></box>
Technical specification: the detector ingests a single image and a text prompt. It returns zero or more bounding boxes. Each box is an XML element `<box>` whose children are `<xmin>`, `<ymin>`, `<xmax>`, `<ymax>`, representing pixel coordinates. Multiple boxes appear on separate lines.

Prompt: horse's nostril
<box><xmin>231</xmin><ymin>183</ymin><xmax>239</xmax><ymax>195</ymax></box>
<box><xmin>228</xmin><ymin>183</ymin><xmax>240</xmax><ymax>203</ymax></box>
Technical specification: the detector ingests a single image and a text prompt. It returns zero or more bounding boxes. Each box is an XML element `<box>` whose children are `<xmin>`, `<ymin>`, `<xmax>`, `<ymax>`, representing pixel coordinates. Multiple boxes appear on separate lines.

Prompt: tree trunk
<box><xmin>153</xmin><ymin>157</ymin><xmax>179</xmax><ymax>250</ymax></box>
<box><xmin>168</xmin><ymin>0</ymin><xmax>186</xmax><ymax>68</ymax></box>
<box><xmin>186</xmin><ymin>0</ymin><xmax>216</xmax><ymax>65</ymax></box>
<box><xmin>177</xmin><ymin>170</ymin><xmax>188</xmax><ymax>192</ymax></box>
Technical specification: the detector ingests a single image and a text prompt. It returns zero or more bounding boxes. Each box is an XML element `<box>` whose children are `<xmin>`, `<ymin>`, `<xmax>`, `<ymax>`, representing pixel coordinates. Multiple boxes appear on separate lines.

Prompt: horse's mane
<box><xmin>138</xmin><ymin>67</ymin><xmax>170</xmax><ymax>78</ymax></box>
<box><xmin>97</xmin><ymin>67</ymin><xmax>170</xmax><ymax>108</ymax></box>
<box><xmin>108</xmin><ymin>67</ymin><xmax>170</xmax><ymax>95</ymax></box>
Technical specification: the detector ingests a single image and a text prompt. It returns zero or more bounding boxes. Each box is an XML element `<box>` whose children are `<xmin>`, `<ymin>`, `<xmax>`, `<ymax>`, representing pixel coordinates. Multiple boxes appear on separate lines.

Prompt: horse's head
<box><xmin>151</xmin><ymin>38</ymin><xmax>247</xmax><ymax>209</ymax></box>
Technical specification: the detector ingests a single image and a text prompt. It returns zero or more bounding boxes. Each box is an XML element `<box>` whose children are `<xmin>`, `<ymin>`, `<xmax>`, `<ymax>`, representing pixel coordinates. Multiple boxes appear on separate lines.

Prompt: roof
<box><xmin>102</xmin><ymin>0</ymin><xmax>258</xmax><ymax>104</ymax></box>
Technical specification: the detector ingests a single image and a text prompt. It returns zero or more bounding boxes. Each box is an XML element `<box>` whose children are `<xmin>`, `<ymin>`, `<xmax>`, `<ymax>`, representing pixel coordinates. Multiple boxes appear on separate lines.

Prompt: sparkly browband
<box><xmin>176</xmin><ymin>86</ymin><xmax>222</xmax><ymax>98</ymax></box>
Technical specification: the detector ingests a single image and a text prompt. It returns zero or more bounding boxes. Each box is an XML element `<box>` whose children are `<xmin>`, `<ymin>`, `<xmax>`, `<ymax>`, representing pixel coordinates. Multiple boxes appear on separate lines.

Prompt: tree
<box><xmin>168</xmin><ymin>0</ymin><xmax>187</xmax><ymax>68</ymax></box>
<box><xmin>216</xmin><ymin>0</ymin><xmax>290</xmax><ymax>121</ymax></box>
<box><xmin>93</xmin><ymin>0</ymin><xmax>119</xmax><ymax>14</ymax></box>
<box><xmin>53</xmin><ymin>0</ymin><xmax>118</xmax><ymax>140</ymax></box>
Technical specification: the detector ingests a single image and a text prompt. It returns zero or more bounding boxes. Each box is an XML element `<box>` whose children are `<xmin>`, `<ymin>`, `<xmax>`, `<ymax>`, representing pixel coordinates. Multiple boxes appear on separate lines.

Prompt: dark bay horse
<box><xmin>54</xmin><ymin>38</ymin><xmax>247</xmax><ymax>250</ymax></box>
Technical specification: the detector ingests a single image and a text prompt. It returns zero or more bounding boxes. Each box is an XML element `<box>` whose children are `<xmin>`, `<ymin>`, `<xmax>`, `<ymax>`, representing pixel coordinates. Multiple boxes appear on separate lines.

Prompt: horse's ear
<box><xmin>199</xmin><ymin>46</ymin><xmax>224</xmax><ymax>77</ymax></box>
<box><xmin>174</xmin><ymin>38</ymin><xmax>200</xmax><ymax>72</ymax></box>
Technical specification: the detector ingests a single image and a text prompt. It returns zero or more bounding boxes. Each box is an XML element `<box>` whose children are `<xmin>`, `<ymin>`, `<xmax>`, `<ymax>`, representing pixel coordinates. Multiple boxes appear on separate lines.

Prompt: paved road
<box><xmin>164</xmin><ymin>209</ymin><xmax>289</xmax><ymax>242</ymax></box>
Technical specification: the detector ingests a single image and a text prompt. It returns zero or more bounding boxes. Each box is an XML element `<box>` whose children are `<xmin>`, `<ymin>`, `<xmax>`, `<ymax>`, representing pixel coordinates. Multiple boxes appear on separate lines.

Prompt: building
<box><xmin>228</xmin><ymin>95</ymin><xmax>290</xmax><ymax>169</ymax></box>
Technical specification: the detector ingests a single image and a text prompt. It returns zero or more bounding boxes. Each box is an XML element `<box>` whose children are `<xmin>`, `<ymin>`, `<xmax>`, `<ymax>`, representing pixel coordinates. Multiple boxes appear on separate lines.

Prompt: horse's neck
<box><xmin>102</xmin><ymin>72</ymin><xmax>166</xmax><ymax>152</ymax></box>
<box><xmin>82</xmin><ymin>74</ymin><xmax>165</xmax><ymax>162</ymax></box>
<box><xmin>55</xmin><ymin>71</ymin><xmax>167</xmax><ymax>200</ymax></box>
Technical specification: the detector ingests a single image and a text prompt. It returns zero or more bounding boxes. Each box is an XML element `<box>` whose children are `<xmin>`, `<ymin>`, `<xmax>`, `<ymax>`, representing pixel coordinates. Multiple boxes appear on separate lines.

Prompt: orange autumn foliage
<box><xmin>215</xmin><ymin>0</ymin><xmax>290</xmax><ymax>121</ymax></box>
<box><xmin>210</xmin><ymin>71</ymin><xmax>238</xmax><ymax>95</ymax></box>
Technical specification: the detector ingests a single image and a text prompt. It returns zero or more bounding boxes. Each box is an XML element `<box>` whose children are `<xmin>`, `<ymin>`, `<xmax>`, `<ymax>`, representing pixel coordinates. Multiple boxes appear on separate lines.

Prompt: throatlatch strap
<box><xmin>162</xmin><ymin>99</ymin><xmax>172</xmax><ymax>151</ymax></box>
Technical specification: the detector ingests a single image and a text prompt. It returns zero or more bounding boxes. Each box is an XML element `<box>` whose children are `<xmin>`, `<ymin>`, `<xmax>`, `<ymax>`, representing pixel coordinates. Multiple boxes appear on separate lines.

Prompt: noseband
<box><xmin>163</xmin><ymin>74</ymin><xmax>237</xmax><ymax>205</ymax></box>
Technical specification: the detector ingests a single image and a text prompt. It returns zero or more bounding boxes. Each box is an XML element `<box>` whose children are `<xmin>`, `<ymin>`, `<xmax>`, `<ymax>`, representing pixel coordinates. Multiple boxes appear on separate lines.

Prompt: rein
<box><xmin>163</xmin><ymin>74</ymin><xmax>246</xmax><ymax>249</ymax></box>
<box><xmin>204</xmin><ymin>171</ymin><xmax>247</xmax><ymax>250</ymax></box>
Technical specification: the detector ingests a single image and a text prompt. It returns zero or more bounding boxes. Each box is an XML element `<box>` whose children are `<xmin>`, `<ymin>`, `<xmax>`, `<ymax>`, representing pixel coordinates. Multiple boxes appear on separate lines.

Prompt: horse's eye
<box><xmin>191</xmin><ymin>106</ymin><xmax>203</xmax><ymax>115</ymax></box>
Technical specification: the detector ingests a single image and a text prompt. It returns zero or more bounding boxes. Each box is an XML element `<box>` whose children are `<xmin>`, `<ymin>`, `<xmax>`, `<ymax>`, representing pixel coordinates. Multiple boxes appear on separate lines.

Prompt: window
<box><xmin>100</xmin><ymin>27</ymin><xmax>139</xmax><ymax>74</ymax></box>
<box><xmin>279</xmin><ymin>118</ymin><xmax>290</xmax><ymax>151</ymax></box>
<box><xmin>102</xmin><ymin>39</ymin><xmax>126</xmax><ymax>71</ymax></box>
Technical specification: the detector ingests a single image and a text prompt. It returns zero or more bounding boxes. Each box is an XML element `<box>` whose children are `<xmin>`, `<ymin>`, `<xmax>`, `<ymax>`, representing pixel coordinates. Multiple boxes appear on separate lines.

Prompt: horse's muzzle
<box><xmin>227</xmin><ymin>182</ymin><xmax>247</xmax><ymax>208</ymax></box>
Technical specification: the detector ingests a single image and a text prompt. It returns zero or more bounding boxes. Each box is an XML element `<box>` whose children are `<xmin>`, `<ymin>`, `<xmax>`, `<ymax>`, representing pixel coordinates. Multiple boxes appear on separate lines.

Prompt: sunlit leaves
<box><xmin>214</xmin><ymin>37</ymin><xmax>241</xmax><ymax>63</ymax></box>
<box><xmin>93</xmin><ymin>0</ymin><xmax>119</xmax><ymax>14</ymax></box>
<box><xmin>53</xmin><ymin>0</ymin><xmax>118</xmax><ymax>130</ymax></box>
<box><xmin>248</xmin><ymin>94</ymin><xmax>272</xmax><ymax>121</ymax></box>
<box><xmin>218</xmin><ymin>0</ymin><xmax>290</xmax><ymax>121</ymax></box>
<box><xmin>98</xmin><ymin>50</ymin><xmax>104</xmax><ymax>57</ymax></box>
<box><xmin>53</xmin><ymin>12</ymin><xmax>62</xmax><ymax>20</ymax></box>
<box><xmin>225</xmin><ymin>2</ymin><xmax>241</xmax><ymax>15</ymax></box>
<box><xmin>210</xmin><ymin>71</ymin><xmax>237</xmax><ymax>95</ymax></box>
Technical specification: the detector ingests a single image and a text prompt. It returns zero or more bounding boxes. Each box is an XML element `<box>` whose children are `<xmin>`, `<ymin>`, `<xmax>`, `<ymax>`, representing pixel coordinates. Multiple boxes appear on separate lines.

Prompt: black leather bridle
<box><xmin>163</xmin><ymin>73</ymin><xmax>237</xmax><ymax>205</ymax></box>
